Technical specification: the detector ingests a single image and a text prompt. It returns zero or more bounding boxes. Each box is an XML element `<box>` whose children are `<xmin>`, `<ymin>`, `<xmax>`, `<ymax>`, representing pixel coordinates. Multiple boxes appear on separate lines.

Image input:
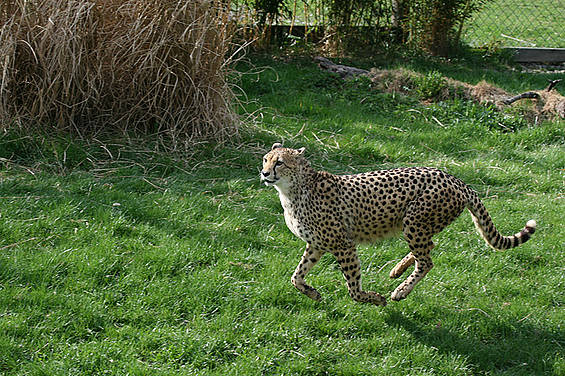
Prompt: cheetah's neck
<box><xmin>274</xmin><ymin>168</ymin><xmax>320</xmax><ymax>200</ymax></box>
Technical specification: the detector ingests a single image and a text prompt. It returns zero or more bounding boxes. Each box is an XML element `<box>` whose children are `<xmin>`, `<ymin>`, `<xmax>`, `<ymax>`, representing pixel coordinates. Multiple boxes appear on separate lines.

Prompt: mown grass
<box><xmin>1</xmin><ymin>55</ymin><xmax>564</xmax><ymax>375</ymax></box>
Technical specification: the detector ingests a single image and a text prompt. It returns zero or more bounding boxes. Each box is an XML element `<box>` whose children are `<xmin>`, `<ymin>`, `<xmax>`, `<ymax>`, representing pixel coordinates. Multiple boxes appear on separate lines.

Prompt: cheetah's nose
<box><xmin>261</xmin><ymin>170</ymin><xmax>270</xmax><ymax>177</ymax></box>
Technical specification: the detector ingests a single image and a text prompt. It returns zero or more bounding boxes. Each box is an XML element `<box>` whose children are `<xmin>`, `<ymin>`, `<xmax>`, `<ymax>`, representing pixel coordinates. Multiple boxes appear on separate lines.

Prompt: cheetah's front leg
<box><xmin>291</xmin><ymin>244</ymin><xmax>323</xmax><ymax>301</ymax></box>
<box><xmin>335</xmin><ymin>248</ymin><xmax>387</xmax><ymax>306</ymax></box>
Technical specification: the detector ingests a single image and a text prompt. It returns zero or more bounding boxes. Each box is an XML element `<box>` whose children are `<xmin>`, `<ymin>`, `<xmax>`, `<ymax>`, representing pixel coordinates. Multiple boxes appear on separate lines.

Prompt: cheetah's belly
<box><xmin>284</xmin><ymin>211</ymin><xmax>306</xmax><ymax>240</ymax></box>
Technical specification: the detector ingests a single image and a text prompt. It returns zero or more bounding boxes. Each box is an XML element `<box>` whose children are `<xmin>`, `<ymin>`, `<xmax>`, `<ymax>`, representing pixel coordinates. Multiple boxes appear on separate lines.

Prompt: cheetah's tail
<box><xmin>466</xmin><ymin>192</ymin><xmax>536</xmax><ymax>250</ymax></box>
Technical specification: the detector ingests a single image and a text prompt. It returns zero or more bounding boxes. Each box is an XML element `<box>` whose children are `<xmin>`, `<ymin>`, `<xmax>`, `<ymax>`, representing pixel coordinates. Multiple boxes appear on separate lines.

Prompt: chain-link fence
<box><xmin>462</xmin><ymin>0</ymin><xmax>565</xmax><ymax>48</ymax></box>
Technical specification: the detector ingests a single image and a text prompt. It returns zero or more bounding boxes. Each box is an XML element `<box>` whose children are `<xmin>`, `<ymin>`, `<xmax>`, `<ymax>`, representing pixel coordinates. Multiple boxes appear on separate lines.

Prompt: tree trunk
<box><xmin>391</xmin><ymin>0</ymin><xmax>406</xmax><ymax>42</ymax></box>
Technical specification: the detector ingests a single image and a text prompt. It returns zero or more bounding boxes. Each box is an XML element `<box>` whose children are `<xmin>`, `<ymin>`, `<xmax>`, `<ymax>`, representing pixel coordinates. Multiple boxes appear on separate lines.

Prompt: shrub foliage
<box><xmin>401</xmin><ymin>0</ymin><xmax>489</xmax><ymax>55</ymax></box>
<box><xmin>0</xmin><ymin>0</ymin><xmax>238</xmax><ymax>143</ymax></box>
<box><xmin>233</xmin><ymin>0</ymin><xmax>488</xmax><ymax>55</ymax></box>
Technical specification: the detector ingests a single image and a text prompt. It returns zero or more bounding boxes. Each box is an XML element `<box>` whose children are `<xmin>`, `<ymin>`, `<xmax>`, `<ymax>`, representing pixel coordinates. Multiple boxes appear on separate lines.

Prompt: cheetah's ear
<box><xmin>271</xmin><ymin>143</ymin><xmax>283</xmax><ymax>150</ymax></box>
<box><xmin>297</xmin><ymin>147</ymin><xmax>306</xmax><ymax>155</ymax></box>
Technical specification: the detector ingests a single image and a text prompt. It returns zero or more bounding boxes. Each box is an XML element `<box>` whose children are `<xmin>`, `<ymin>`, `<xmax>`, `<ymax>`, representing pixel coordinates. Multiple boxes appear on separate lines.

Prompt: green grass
<box><xmin>463</xmin><ymin>0</ymin><xmax>565</xmax><ymax>48</ymax></box>
<box><xmin>1</xmin><ymin>55</ymin><xmax>564</xmax><ymax>375</ymax></box>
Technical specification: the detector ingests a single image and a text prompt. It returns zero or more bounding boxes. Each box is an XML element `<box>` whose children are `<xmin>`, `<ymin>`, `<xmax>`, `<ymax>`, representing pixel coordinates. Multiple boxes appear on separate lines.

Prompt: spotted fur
<box><xmin>261</xmin><ymin>143</ymin><xmax>536</xmax><ymax>305</ymax></box>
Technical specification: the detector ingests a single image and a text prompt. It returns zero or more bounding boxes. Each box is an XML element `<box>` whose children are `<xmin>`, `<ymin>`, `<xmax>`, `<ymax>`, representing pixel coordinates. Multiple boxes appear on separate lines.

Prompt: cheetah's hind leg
<box><xmin>389</xmin><ymin>252</ymin><xmax>415</xmax><ymax>279</ymax></box>
<box><xmin>291</xmin><ymin>244</ymin><xmax>323</xmax><ymax>301</ymax></box>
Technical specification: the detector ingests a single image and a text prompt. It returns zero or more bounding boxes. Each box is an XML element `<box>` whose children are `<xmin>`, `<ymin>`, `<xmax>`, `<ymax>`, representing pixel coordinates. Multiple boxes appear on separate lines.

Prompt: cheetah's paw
<box><xmin>390</xmin><ymin>287</ymin><xmax>409</xmax><ymax>301</ymax></box>
<box><xmin>303</xmin><ymin>286</ymin><xmax>322</xmax><ymax>301</ymax></box>
<box><xmin>364</xmin><ymin>291</ymin><xmax>387</xmax><ymax>306</ymax></box>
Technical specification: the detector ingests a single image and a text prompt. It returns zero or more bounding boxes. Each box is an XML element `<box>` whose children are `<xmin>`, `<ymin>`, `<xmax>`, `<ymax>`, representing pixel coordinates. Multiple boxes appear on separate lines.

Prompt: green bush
<box><xmin>401</xmin><ymin>0</ymin><xmax>490</xmax><ymax>55</ymax></box>
<box><xmin>232</xmin><ymin>0</ymin><xmax>489</xmax><ymax>54</ymax></box>
<box><xmin>414</xmin><ymin>71</ymin><xmax>448</xmax><ymax>99</ymax></box>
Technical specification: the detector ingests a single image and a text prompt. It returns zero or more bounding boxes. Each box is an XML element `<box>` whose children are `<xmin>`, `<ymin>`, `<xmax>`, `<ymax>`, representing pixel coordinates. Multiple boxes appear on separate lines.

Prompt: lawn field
<box><xmin>0</xmin><ymin>54</ymin><xmax>564</xmax><ymax>375</ymax></box>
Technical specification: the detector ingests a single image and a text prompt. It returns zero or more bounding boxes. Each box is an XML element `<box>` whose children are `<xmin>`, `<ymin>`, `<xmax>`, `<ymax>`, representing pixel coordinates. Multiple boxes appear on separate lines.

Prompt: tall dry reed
<box><xmin>0</xmin><ymin>0</ymin><xmax>239</xmax><ymax>144</ymax></box>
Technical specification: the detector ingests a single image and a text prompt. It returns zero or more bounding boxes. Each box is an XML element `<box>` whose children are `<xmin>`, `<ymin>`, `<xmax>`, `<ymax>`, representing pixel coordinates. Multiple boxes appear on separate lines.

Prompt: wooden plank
<box><xmin>507</xmin><ymin>47</ymin><xmax>565</xmax><ymax>63</ymax></box>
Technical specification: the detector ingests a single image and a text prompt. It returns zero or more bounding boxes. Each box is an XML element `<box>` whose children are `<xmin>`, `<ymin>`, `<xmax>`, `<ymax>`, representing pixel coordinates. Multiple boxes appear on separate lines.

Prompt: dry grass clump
<box><xmin>467</xmin><ymin>81</ymin><xmax>511</xmax><ymax>105</ymax></box>
<box><xmin>0</xmin><ymin>0</ymin><xmax>239</xmax><ymax>145</ymax></box>
<box><xmin>368</xmin><ymin>68</ymin><xmax>507</xmax><ymax>103</ymax></box>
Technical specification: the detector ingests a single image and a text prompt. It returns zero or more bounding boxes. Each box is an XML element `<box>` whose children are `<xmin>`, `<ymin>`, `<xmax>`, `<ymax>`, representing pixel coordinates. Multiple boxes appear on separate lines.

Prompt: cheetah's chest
<box><xmin>278</xmin><ymin>192</ymin><xmax>310</xmax><ymax>241</ymax></box>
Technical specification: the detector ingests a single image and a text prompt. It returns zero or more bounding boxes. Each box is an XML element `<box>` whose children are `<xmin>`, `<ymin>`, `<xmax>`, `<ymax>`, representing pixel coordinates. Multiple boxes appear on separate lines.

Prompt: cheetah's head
<box><xmin>261</xmin><ymin>143</ymin><xmax>308</xmax><ymax>190</ymax></box>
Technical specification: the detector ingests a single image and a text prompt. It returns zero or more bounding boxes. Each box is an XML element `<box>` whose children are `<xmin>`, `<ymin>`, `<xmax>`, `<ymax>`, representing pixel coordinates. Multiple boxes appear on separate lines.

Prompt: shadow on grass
<box><xmin>384</xmin><ymin>307</ymin><xmax>564</xmax><ymax>374</ymax></box>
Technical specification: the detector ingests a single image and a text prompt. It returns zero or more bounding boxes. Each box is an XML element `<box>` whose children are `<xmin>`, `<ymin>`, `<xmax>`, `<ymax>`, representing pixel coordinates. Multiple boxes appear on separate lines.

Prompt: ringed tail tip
<box><xmin>526</xmin><ymin>220</ymin><xmax>537</xmax><ymax>233</ymax></box>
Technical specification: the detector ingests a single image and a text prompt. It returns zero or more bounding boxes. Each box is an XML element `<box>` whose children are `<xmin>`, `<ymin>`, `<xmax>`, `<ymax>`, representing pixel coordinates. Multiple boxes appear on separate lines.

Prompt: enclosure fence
<box><xmin>462</xmin><ymin>0</ymin><xmax>565</xmax><ymax>48</ymax></box>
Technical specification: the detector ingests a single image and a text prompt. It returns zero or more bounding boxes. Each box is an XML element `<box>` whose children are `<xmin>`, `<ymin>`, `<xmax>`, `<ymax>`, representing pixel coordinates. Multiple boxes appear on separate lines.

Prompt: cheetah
<box><xmin>260</xmin><ymin>143</ymin><xmax>536</xmax><ymax>305</ymax></box>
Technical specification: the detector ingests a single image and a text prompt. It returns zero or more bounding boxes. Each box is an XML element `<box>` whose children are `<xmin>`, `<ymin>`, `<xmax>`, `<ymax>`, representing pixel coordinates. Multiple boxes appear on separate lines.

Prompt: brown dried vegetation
<box><xmin>0</xmin><ymin>0</ymin><xmax>239</xmax><ymax>145</ymax></box>
<box><xmin>370</xmin><ymin>68</ymin><xmax>565</xmax><ymax>119</ymax></box>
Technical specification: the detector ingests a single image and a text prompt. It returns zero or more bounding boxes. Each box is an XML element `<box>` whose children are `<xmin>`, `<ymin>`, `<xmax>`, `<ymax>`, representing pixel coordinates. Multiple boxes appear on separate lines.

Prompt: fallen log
<box><xmin>546</xmin><ymin>79</ymin><xmax>562</xmax><ymax>92</ymax></box>
<box><xmin>314</xmin><ymin>56</ymin><xmax>369</xmax><ymax>79</ymax></box>
<box><xmin>502</xmin><ymin>92</ymin><xmax>540</xmax><ymax>105</ymax></box>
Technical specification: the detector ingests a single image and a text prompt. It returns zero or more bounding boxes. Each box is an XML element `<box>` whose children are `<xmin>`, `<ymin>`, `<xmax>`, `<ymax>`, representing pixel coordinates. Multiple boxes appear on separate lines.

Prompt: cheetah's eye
<box><xmin>275</xmin><ymin>160</ymin><xmax>284</xmax><ymax>167</ymax></box>
<box><xmin>263</xmin><ymin>157</ymin><xmax>267</xmax><ymax>163</ymax></box>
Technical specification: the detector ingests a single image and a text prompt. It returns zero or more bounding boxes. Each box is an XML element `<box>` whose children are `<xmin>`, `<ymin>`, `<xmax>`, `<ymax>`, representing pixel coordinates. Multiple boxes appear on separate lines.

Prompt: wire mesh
<box><xmin>462</xmin><ymin>0</ymin><xmax>565</xmax><ymax>48</ymax></box>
